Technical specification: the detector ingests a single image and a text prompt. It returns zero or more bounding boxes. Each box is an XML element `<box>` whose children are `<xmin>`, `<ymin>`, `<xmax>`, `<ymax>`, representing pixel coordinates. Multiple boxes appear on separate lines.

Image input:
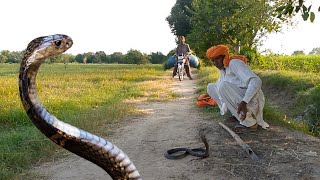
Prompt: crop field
<box><xmin>0</xmin><ymin>63</ymin><xmax>176</xmax><ymax>179</ymax></box>
<box><xmin>251</xmin><ymin>54</ymin><xmax>320</xmax><ymax>73</ymax></box>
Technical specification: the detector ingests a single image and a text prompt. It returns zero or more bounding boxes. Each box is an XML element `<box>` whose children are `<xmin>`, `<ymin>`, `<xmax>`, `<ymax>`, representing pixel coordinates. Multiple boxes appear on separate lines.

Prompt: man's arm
<box><xmin>186</xmin><ymin>44</ymin><xmax>191</xmax><ymax>55</ymax></box>
<box><xmin>229</xmin><ymin>60</ymin><xmax>262</xmax><ymax>120</ymax></box>
<box><xmin>175</xmin><ymin>45</ymin><xmax>178</xmax><ymax>56</ymax></box>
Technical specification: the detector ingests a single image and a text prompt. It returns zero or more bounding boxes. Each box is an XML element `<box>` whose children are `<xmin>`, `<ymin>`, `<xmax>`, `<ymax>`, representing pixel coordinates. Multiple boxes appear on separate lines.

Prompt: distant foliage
<box><xmin>251</xmin><ymin>54</ymin><xmax>320</xmax><ymax>73</ymax></box>
<box><xmin>0</xmin><ymin>50</ymin><xmax>24</xmax><ymax>63</ymax></box>
<box><xmin>292</xmin><ymin>50</ymin><xmax>305</xmax><ymax>55</ymax></box>
<box><xmin>149</xmin><ymin>52</ymin><xmax>167</xmax><ymax>64</ymax></box>
<box><xmin>125</xmin><ymin>49</ymin><xmax>149</xmax><ymax>64</ymax></box>
<box><xmin>0</xmin><ymin>49</ymin><xmax>167</xmax><ymax>65</ymax></box>
<box><xmin>309</xmin><ymin>47</ymin><xmax>320</xmax><ymax>55</ymax></box>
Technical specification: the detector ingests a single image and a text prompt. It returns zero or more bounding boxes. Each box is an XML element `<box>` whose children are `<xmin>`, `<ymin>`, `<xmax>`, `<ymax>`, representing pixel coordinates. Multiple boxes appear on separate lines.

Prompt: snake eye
<box><xmin>54</xmin><ymin>40</ymin><xmax>62</xmax><ymax>47</ymax></box>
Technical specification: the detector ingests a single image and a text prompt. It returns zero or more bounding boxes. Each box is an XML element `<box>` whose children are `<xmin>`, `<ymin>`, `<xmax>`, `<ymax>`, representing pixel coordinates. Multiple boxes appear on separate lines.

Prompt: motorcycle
<box><xmin>176</xmin><ymin>53</ymin><xmax>186</xmax><ymax>81</ymax></box>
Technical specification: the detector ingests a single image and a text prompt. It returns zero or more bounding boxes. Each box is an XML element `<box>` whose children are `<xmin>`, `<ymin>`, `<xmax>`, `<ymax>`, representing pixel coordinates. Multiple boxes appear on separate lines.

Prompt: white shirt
<box><xmin>219</xmin><ymin>59</ymin><xmax>262</xmax><ymax>103</ymax></box>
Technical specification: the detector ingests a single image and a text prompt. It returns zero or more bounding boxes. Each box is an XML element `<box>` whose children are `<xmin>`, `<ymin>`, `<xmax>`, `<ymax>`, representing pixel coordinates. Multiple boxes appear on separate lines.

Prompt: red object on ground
<box><xmin>197</xmin><ymin>95</ymin><xmax>218</xmax><ymax>107</ymax></box>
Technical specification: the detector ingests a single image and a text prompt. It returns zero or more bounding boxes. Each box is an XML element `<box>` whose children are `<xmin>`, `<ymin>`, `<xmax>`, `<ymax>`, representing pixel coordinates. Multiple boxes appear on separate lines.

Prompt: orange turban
<box><xmin>206</xmin><ymin>45</ymin><xmax>247</xmax><ymax>67</ymax></box>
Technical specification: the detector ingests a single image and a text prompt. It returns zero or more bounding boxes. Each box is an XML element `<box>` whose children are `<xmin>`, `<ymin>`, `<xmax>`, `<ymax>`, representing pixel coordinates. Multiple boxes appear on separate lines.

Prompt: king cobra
<box><xmin>18</xmin><ymin>34</ymin><xmax>141</xmax><ymax>179</ymax></box>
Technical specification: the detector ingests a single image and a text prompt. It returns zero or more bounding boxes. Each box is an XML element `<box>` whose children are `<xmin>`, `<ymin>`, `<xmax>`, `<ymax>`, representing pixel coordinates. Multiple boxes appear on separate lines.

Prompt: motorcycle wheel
<box><xmin>178</xmin><ymin>67</ymin><xmax>184</xmax><ymax>81</ymax></box>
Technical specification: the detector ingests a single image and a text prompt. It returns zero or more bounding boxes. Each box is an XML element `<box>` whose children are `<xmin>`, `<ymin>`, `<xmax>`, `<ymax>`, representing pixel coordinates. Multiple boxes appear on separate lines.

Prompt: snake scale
<box><xmin>18</xmin><ymin>34</ymin><xmax>141</xmax><ymax>180</ymax></box>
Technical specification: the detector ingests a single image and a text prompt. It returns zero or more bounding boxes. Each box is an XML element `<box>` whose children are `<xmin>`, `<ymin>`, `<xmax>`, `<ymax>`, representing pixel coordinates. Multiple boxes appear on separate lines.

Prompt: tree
<box><xmin>6</xmin><ymin>51</ymin><xmax>24</xmax><ymax>63</ymax></box>
<box><xmin>83</xmin><ymin>52</ymin><xmax>97</xmax><ymax>63</ymax></box>
<box><xmin>105</xmin><ymin>54</ymin><xmax>112</xmax><ymax>63</ymax></box>
<box><xmin>149</xmin><ymin>52</ymin><xmax>166</xmax><ymax>64</ymax></box>
<box><xmin>292</xmin><ymin>50</ymin><xmax>305</xmax><ymax>55</ymax></box>
<box><xmin>276</xmin><ymin>0</ymin><xmax>319</xmax><ymax>22</ymax></box>
<box><xmin>166</xmin><ymin>0</ymin><xmax>193</xmax><ymax>36</ymax></box>
<box><xmin>59</xmin><ymin>54</ymin><xmax>75</xmax><ymax>63</ymax></box>
<box><xmin>48</xmin><ymin>54</ymin><xmax>61</xmax><ymax>63</ymax></box>
<box><xmin>46</xmin><ymin>54</ymin><xmax>72</xmax><ymax>63</ymax></box>
<box><xmin>0</xmin><ymin>50</ymin><xmax>9</xmax><ymax>63</ymax></box>
<box><xmin>110</xmin><ymin>52</ymin><xmax>125</xmax><ymax>64</ymax></box>
<box><xmin>309</xmin><ymin>47</ymin><xmax>320</xmax><ymax>55</ymax></box>
<box><xmin>187</xmin><ymin>0</ymin><xmax>287</xmax><ymax>58</ymax></box>
<box><xmin>74</xmin><ymin>54</ymin><xmax>84</xmax><ymax>63</ymax></box>
<box><xmin>125</xmin><ymin>49</ymin><xmax>149</xmax><ymax>64</ymax></box>
<box><xmin>95</xmin><ymin>51</ymin><xmax>109</xmax><ymax>63</ymax></box>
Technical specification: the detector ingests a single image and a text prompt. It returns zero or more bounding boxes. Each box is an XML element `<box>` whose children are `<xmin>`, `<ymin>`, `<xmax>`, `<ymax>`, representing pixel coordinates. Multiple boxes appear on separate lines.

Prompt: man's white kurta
<box><xmin>207</xmin><ymin>59</ymin><xmax>269</xmax><ymax>129</ymax></box>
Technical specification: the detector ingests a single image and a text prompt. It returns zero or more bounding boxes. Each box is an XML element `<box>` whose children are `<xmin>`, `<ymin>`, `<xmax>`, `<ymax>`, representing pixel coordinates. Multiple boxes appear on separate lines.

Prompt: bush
<box><xmin>240</xmin><ymin>46</ymin><xmax>261</xmax><ymax>64</ymax></box>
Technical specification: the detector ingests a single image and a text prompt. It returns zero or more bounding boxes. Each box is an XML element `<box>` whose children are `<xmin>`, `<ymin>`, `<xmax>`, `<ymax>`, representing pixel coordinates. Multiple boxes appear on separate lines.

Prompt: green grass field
<box><xmin>0</xmin><ymin>63</ymin><xmax>176</xmax><ymax>179</ymax></box>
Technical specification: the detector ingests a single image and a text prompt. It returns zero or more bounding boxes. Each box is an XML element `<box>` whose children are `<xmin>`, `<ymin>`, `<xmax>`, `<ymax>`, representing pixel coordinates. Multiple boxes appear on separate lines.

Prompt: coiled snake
<box><xmin>18</xmin><ymin>34</ymin><xmax>141</xmax><ymax>179</ymax></box>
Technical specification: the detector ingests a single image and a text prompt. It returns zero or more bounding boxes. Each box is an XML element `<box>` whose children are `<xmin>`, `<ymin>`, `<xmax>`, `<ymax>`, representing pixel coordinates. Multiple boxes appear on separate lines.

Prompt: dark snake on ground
<box><xmin>18</xmin><ymin>34</ymin><xmax>141</xmax><ymax>180</ymax></box>
<box><xmin>164</xmin><ymin>129</ymin><xmax>209</xmax><ymax>159</ymax></box>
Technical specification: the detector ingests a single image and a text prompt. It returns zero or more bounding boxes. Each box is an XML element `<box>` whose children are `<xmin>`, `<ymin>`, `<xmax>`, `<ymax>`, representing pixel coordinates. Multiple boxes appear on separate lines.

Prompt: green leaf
<box><xmin>303</xmin><ymin>5</ymin><xmax>307</xmax><ymax>12</ymax></box>
<box><xmin>283</xmin><ymin>7</ymin><xmax>289</xmax><ymax>15</ymax></box>
<box><xmin>276</xmin><ymin>6</ymin><xmax>286</xmax><ymax>12</ymax></box>
<box><xmin>288</xmin><ymin>6</ymin><xmax>294</xmax><ymax>15</ymax></box>
<box><xmin>277</xmin><ymin>13</ymin><xmax>282</xmax><ymax>18</ymax></box>
<box><xmin>310</xmin><ymin>12</ymin><xmax>315</xmax><ymax>22</ymax></box>
<box><xmin>299</xmin><ymin>0</ymin><xmax>303</xmax><ymax>7</ymax></box>
<box><xmin>302</xmin><ymin>12</ymin><xmax>309</xmax><ymax>21</ymax></box>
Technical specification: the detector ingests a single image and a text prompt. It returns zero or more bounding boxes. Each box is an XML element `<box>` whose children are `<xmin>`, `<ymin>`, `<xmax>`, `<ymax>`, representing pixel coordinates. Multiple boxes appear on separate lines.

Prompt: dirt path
<box><xmin>31</xmin><ymin>73</ymin><xmax>320</xmax><ymax>180</ymax></box>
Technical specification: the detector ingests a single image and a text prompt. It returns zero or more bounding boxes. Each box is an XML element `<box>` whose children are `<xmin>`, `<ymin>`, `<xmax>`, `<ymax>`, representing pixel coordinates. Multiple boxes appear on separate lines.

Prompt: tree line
<box><xmin>0</xmin><ymin>49</ymin><xmax>170</xmax><ymax>64</ymax></box>
<box><xmin>292</xmin><ymin>47</ymin><xmax>320</xmax><ymax>55</ymax></box>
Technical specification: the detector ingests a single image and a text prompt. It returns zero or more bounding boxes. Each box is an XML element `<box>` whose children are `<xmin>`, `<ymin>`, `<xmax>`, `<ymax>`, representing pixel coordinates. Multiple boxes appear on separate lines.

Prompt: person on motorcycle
<box><xmin>172</xmin><ymin>36</ymin><xmax>193</xmax><ymax>80</ymax></box>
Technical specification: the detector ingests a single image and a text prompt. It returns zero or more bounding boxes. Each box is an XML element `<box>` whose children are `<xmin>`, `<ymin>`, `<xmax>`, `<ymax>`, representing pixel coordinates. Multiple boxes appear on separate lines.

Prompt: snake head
<box><xmin>24</xmin><ymin>34</ymin><xmax>73</xmax><ymax>67</ymax></box>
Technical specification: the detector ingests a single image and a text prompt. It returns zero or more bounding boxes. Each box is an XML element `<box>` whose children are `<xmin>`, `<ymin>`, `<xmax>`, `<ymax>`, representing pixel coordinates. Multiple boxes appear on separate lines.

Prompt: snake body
<box><xmin>18</xmin><ymin>34</ymin><xmax>141</xmax><ymax>179</ymax></box>
<box><xmin>164</xmin><ymin>129</ymin><xmax>209</xmax><ymax>159</ymax></box>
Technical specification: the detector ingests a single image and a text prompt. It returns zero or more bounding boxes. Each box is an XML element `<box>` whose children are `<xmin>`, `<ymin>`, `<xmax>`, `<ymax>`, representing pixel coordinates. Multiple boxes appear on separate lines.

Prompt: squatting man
<box><xmin>203</xmin><ymin>45</ymin><xmax>269</xmax><ymax>133</ymax></box>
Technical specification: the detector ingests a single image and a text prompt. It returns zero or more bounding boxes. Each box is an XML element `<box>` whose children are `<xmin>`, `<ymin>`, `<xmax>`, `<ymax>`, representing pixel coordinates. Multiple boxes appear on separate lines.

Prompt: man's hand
<box><xmin>237</xmin><ymin>101</ymin><xmax>248</xmax><ymax>120</ymax></box>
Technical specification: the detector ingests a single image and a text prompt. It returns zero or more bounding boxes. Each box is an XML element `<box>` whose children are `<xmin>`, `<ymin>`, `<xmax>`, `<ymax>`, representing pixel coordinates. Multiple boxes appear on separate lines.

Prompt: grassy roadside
<box><xmin>196</xmin><ymin>66</ymin><xmax>320</xmax><ymax>137</ymax></box>
<box><xmin>256</xmin><ymin>69</ymin><xmax>320</xmax><ymax>136</ymax></box>
<box><xmin>0</xmin><ymin>63</ymin><xmax>176</xmax><ymax>179</ymax></box>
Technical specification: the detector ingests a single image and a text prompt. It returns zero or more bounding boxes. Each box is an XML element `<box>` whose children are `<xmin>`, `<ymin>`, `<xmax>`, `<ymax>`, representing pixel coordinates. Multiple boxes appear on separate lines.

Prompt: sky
<box><xmin>260</xmin><ymin>14</ymin><xmax>320</xmax><ymax>55</ymax></box>
<box><xmin>0</xmin><ymin>0</ymin><xmax>320</xmax><ymax>56</ymax></box>
<box><xmin>0</xmin><ymin>0</ymin><xmax>177</xmax><ymax>55</ymax></box>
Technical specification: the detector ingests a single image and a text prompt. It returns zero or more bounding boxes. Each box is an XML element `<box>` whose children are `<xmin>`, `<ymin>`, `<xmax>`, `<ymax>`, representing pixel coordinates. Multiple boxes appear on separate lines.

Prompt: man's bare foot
<box><xmin>197</xmin><ymin>94</ymin><xmax>210</xmax><ymax>101</ymax></box>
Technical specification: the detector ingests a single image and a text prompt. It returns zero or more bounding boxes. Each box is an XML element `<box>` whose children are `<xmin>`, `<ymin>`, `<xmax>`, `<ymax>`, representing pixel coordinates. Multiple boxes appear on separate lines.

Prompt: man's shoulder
<box><xmin>229</xmin><ymin>59</ymin><xmax>249</xmax><ymax>70</ymax></box>
<box><xmin>229</xmin><ymin>59</ymin><xmax>245</xmax><ymax>65</ymax></box>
